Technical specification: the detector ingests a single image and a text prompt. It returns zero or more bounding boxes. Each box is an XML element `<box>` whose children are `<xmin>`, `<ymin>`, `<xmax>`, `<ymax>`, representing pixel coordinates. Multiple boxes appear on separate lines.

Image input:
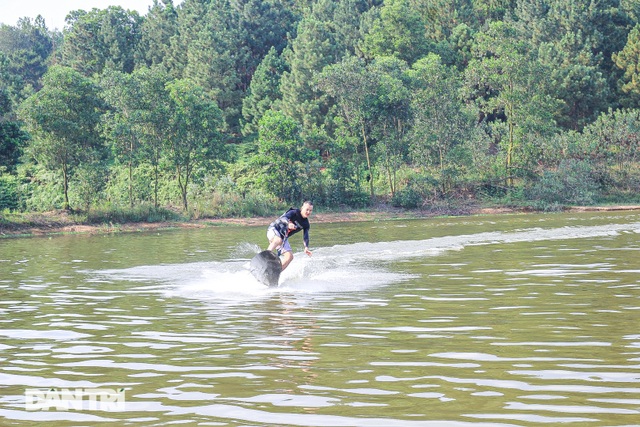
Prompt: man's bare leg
<box><xmin>280</xmin><ymin>251</ymin><xmax>293</xmax><ymax>271</ymax></box>
<box><xmin>267</xmin><ymin>236</ymin><xmax>282</xmax><ymax>252</ymax></box>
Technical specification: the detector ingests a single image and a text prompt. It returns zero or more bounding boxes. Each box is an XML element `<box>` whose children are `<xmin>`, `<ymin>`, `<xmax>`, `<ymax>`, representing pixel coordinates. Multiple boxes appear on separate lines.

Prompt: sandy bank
<box><xmin>2</xmin><ymin>205</ymin><xmax>640</xmax><ymax>239</ymax></box>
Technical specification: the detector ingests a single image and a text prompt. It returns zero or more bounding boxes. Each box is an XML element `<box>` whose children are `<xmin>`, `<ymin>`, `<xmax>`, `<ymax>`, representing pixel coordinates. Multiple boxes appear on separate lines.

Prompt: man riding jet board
<box><xmin>249</xmin><ymin>201</ymin><xmax>313</xmax><ymax>287</ymax></box>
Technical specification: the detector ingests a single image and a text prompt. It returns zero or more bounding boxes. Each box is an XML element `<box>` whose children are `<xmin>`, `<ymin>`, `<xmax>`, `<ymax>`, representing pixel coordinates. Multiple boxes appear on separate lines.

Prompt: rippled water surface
<box><xmin>1</xmin><ymin>211</ymin><xmax>639</xmax><ymax>426</ymax></box>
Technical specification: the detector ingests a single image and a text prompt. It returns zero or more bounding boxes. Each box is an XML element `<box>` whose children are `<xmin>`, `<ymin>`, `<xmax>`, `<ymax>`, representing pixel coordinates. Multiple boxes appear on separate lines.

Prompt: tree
<box><xmin>471</xmin><ymin>0</ymin><xmax>515</xmax><ymax>25</ymax></box>
<box><xmin>408</xmin><ymin>53</ymin><xmax>476</xmax><ymax>195</ymax></box>
<box><xmin>279</xmin><ymin>17</ymin><xmax>343</xmax><ymax>132</ymax></box>
<box><xmin>18</xmin><ymin>66</ymin><xmax>105</xmax><ymax>210</ymax></box>
<box><xmin>0</xmin><ymin>87</ymin><xmax>28</xmax><ymax>172</ymax></box>
<box><xmin>163</xmin><ymin>0</ymin><xmax>209</xmax><ymax>78</ymax></box>
<box><xmin>241</xmin><ymin>47</ymin><xmax>287</xmax><ymax>137</ymax></box>
<box><xmin>100</xmin><ymin>69</ymin><xmax>145</xmax><ymax>207</ymax></box>
<box><xmin>235</xmin><ymin>0</ymin><xmax>297</xmax><ymax>88</ymax></box>
<box><xmin>165</xmin><ymin>79</ymin><xmax>227</xmax><ymax>211</ymax></box>
<box><xmin>138</xmin><ymin>0</ymin><xmax>179</xmax><ymax>67</ymax></box>
<box><xmin>135</xmin><ymin>66</ymin><xmax>173</xmax><ymax>208</ymax></box>
<box><xmin>360</xmin><ymin>0</ymin><xmax>429</xmax><ymax>64</ymax></box>
<box><xmin>368</xmin><ymin>56</ymin><xmax>411</xmax><ymax>197</ymax></box>
<box><xmin>0</xmin><ymin>17</ymin><xmax>53</xmax><ymax>101</ymax></box>
<box><xmin>61</xmin><ymin>7</ymin><xmax>143</xmax><ymax>76</ymax></box>
<box><xmin>182</xmin><ymin>1</ymin><xmax>248</xmax><ymax>133</ymax></box>
<box><xmin>514</xmin><ymin>0</ymin><xmax>621</xmax><ymax>130</ymax></box>
<box><xmin>254</xmin><ymin>110</ymin><xmax>313</xmax><ymax>201</ymax></box>
<box><xmin>613</xmin><ymin>24</ymin><xmax>640</xmax><ymax>99</ymax></box>
<box><xmin>318</xmin><ymin>56</ymin><xmax>377</xmax><ymax>198</ymax></box>
<box><xmin>582</xmin><ymin>108</ymin><xmax>640</xmax><ymax>189</ymax></box>
<box><xmin>464</xmin><ymin>21</ymin><xmax>559</xmax><ymax>187</ymax></box>
<box><xmin>311</xmin><ymin>0</ymin><xmax>374</xmax><ymax>55</ymax></box>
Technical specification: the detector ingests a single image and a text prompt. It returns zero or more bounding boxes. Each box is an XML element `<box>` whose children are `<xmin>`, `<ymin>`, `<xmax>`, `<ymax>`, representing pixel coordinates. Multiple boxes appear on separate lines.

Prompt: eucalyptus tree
<box><xmin>18</xmin><ymin>66</ymin><xmax>105</xmax><ymax>210</ymax></box>
<box><xmin>254</xmin><ymin>110</ymin><xmax>314</xmax><ymax>202</ymax></box>
<box><xmin>407</xmin><ymin>53</ymin><xmax>476</xmax><ymax>196</ymax></box>
<box><xmin>318</xmin><ymin>55</ymin><xmax>377</xmax><ymax>198</ymax></box>
<box><xmin>165</xmin><ymin>79</ymin><xmax>227</xmax><ymax>211</ymax></box>
<box><xmin>368</xmin><ymin>56</ymin><xmax>411</xmax><ymax>197</ymax></box>
<box><xmin>135</xmin><ymin>67</ymin><xmax>173</xmax><ymax>208</ymax></box>
<box><xmin>98</xmin><ymin>67</ymin><xmax>172</xmax><ymax>208</ymax></box>
<box><xmin>100</xmin><ymin>70</ymin><xmax>146</xmax><ymax>207</ymax></box>
<box><xmin>464</xmin><ymin>21</ymin><xmax>559</xmax><ymax>187</ymax></box>
<box><xmin>318</xmin><ymin>55</ymin><xmax>411</xmax><ymax>198</ymax></box>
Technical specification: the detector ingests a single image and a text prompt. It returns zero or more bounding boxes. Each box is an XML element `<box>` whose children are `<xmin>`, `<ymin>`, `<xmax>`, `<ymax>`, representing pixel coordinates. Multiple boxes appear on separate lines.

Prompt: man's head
<box><xmin>301</xmin><ymin>200</ymin><xmax>313</xmax><ymax>218</ymax></box>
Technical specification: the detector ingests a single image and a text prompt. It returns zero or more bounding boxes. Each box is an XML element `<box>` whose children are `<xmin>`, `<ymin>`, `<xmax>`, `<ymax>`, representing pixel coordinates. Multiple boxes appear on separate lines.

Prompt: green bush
<box><xmin>0</xmin><ymin>173</ymin><xmax>21</xmax><ymax>211</ymax></box>
<box><xmin>391</xmin><ymin>185</ymin><xmax>423</xmax><ymax>208</ymax></box>
<box><xmin>86</xmin><ymin>204</ymin><xmax>182</xmax><ymax>224</ymax></box>
<box><xmin>527</xmin><ymin>160</ymin><xmax>600</xmax><ymax>210</ymax></box>
<box><xmin>391</xmin><ymin>174</ymin><xmax>439</xmax><ymax>208</ymax></box>
<box><xmin>23</xmin><ymin>168</ymin><xmax>64</xmax><ymax>211</ymax></box>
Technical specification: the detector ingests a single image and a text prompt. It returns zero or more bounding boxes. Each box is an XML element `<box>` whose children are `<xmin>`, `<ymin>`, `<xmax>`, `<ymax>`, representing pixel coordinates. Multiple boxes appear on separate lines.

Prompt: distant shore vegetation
<box><xmin>2</xmin><ymin>0</ymin><xmax>640</xmax><ymax>229</ymax></box>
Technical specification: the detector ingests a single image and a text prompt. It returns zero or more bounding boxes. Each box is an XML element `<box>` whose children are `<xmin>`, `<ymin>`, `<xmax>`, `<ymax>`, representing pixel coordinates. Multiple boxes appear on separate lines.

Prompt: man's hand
<box><xmin>304</xmin><ymin>247</ymin><xmax>312</xmax><ymax>256</ymax></box>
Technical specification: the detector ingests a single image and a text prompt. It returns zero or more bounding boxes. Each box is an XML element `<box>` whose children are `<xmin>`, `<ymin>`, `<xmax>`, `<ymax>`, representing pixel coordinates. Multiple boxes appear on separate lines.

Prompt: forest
<box><xmin>2</xmin><ymin>0</ymin><xmax>640</xmax><ymax>224</ymax></box>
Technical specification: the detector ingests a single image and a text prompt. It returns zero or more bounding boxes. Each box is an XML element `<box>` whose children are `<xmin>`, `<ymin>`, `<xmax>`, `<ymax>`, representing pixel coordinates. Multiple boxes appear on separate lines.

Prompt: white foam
<box><xmin>89</xmin><ymin>221</ymin><xmax>640</xmax><ymax>301</ymax></box>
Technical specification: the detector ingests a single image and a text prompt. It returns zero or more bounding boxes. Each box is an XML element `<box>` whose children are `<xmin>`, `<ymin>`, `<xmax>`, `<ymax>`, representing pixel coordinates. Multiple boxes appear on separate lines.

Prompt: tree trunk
<box><xmin>129</xmin><ymin>160</ymin><xmax>134</xmax><ymax>208</ymax></box>
<box><xmin>62</xmin><ymin>162</ymin><xmax>70</xmax><ymax>211</ymax></box>
<box><xmin>360</xmin><ymin>120</ymin><xmax>374</xmax><ymax>198</ymax></box>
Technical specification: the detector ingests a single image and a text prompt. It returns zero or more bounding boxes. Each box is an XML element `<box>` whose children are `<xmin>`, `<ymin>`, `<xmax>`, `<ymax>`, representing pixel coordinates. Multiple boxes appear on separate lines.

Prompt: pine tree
<box><xmin>0</xmin><ymin>17</ymin><xmax>53</xmax><ymax>101</ymax></box>
<box><xmin>61</xmin><ymin>7</ymin><xmax>143</xmax><ymax>76</ymax></box>
<box><xmin>360</xmin><ymin>0</ymin><xmax>429</xmax><ymax>64</ymax></box>
<box><xmin>241</xmin><ymin>47</ymin><xmax>287</xmax><ymax>137</ymax></box>
<box><xmin>279</xmin><ymin>17</ymin><xmax>343</xmax><ymax>132</ymax></box>
<box><xmin>138</xmin><ymin>0</ymin><xmax>179</xmax><ymax>67</ymax></box>
<box><xmin>182</xmin><ymin>1</ymin><xmax>248</xmax><ymax>133</ymax></box>
<box><xmin>514</xmin><ymin>0</ymin><xmax>627</xmax><ymax>130</ymax></box>
<box><xmin>164</xmin><ymin>0</ymin><xmax>210</xmax><ymax>78</ymax></box>
<box><xmin>311</xmin><ymin>0</ymin><xmax>374</xmax><ymax>54</ymax></box>
<box><xmin>235</xmin><ymin>0</ymin><xmax>297</xmax><ymax>90</ymax></box>
<box><xmin>613</xmin><ymin>24</ymin><xmax>640</xmax><ymax>99</ymax></box>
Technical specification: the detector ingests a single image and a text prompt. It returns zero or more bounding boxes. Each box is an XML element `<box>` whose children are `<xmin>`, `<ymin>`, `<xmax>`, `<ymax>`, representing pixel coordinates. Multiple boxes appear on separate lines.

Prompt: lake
<box><xmin>1</xmin><ymin>211</ymin><xmax>639</xmax><ymax>426</ymax></box>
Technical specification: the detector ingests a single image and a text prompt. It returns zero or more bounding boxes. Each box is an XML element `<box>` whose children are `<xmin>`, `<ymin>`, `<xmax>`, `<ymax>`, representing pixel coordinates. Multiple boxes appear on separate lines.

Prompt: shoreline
<box><xmin>2</xmin><ymin>205</ymin><xmax>640</xmax><ymax>239</ymax></box>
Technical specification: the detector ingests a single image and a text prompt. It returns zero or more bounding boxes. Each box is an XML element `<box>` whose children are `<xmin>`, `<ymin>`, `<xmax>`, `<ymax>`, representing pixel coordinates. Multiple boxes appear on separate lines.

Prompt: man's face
<box><xmin>301</xmin><ymin>203</ymin><xmax>313</xmax><ymax>218</ymax></box>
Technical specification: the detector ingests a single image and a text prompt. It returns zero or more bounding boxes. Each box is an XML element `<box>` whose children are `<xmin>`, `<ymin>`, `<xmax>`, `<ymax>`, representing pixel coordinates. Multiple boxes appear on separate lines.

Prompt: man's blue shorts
<box><xmin>267</xmin><ymin>227</ymin><xmax>292</xmax><ymax>253</ymax></box>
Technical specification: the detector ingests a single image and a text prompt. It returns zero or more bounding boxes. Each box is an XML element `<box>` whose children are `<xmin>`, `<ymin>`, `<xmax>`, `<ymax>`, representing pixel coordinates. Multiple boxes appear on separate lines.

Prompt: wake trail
<box><xmin>87</xmin><ymin>222</ymin><xmax>640</xmax><ymax>300</ymax></box>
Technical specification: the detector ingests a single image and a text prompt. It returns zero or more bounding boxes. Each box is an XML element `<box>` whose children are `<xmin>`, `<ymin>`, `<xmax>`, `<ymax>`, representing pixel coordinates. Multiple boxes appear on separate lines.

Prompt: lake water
<box><xmin>1</xmin><ymin>211</ymin><xmax>639</xmax><ymax>426</ymax></box>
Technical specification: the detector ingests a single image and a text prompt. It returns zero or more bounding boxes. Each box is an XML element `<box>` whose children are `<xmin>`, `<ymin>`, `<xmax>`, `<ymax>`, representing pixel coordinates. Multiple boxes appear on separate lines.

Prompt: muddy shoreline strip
<box><xmin>2</xmin><ymin>205</ymin><xmax>640</xmax><ymax>239</ymax></box>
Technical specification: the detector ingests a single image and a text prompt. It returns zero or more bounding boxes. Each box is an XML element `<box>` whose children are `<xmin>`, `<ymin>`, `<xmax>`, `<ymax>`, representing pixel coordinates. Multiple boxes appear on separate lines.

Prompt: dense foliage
<box><xmin>2</xmin><ymin>0</ymin><xmax>640</xmax><ymax>219</ymax></box>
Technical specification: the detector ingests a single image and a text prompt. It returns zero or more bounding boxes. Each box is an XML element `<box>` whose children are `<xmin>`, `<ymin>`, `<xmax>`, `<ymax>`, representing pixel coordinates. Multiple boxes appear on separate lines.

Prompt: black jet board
<box><xmin>249</xmin><ymin>250</ymin><xmax>282</xmax><ymax>287</ymax></box>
